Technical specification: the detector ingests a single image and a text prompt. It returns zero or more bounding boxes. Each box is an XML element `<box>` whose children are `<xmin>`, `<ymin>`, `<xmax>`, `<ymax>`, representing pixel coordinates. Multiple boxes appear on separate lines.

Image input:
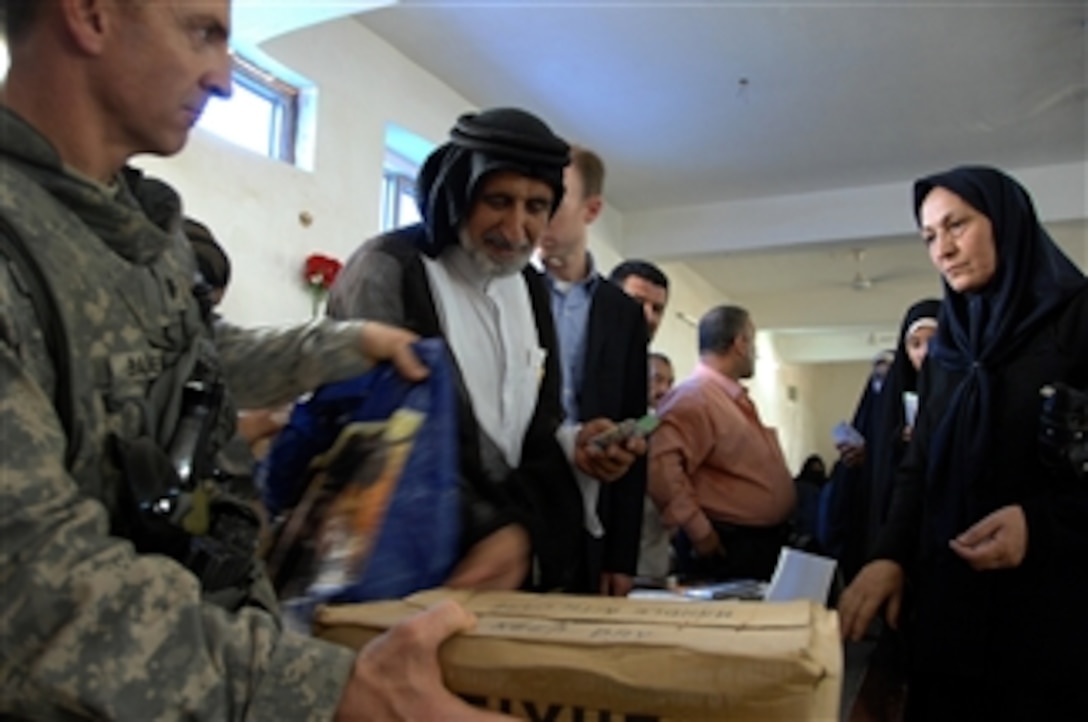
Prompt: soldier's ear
<box><xmin>59</xmin><ymin>0</ymin><xmax>116</xmax><ymax>55</ymax></box>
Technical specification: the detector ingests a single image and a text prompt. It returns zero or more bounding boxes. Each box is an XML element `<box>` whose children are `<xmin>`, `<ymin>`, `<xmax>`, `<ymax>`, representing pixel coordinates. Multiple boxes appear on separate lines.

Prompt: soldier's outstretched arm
<box><xmin>213</xmin><ymin>318</ymin><xmax>425</xmax><ymax>410</ymax></box>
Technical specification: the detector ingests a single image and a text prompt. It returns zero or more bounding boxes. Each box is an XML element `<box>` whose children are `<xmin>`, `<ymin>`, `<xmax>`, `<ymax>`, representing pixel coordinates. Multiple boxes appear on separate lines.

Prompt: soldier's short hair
<box><xmin>2</xmin><ymin>0</ymin><xmax>41</xmax><ymax>42</ymax></box>
<box><xmin>2</xmin><ymin>0</ymin><xmax>146</xmax><ymax>43</ymax></box>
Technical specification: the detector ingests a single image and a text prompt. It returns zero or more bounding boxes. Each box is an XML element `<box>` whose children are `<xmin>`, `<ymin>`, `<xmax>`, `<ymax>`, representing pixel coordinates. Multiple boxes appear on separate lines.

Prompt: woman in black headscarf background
<box><xmin>818</xmin><ymin>350</ymin><xmax>894</xmax><ymax>581</ymax></box>
<box><xmin>839</xmin><ymin>166</ymin><xmax>1088</xmax><ymax>720</ymax></box>
<box><xmin>850</xmin><ymin>299</ymin><xmax>939</xmax><ymax>719</ymax></box>
<box><xmin>865</xmin><ymin>298</ymin><xmax>940</xmax><ymax>544</ymax></box>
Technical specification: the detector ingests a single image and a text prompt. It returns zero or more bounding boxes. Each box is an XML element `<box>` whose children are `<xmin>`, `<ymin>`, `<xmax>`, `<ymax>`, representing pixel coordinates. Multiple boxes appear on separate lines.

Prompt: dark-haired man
<box><xmin>329</xmin><ymin>109</ymin><xmax>643</xmax><ymax>595</ymax></box>
<box><xmin>610</xmin><ymin>259</ymin><xmax>670</xmax><ymax>342</ymax></box>
<box><xmin>0</xmin><ymin>1</ymin><xmax>518</xmax><ymax>720</ymax></box>
<box><xmin>649</xmin><ymin>305</ymin><xmax>795</xmax><ymax>581</ymax></box>
<box><xmin>609</xmin><ymin>260</ymin><xmax>673</xmax><ymax>580</ymax></box>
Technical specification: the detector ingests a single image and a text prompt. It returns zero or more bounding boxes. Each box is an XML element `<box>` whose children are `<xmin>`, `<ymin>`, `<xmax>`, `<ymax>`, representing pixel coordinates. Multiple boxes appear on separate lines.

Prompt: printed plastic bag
<box><xmin>259</xmin><ymin>338</ymin><xmax>460</xmax><ymax>611</ymax></box>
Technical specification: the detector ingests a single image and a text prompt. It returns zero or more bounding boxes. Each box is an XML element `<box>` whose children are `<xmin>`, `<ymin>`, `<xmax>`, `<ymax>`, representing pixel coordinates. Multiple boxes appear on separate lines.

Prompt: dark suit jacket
<box><xmin>578</xmin><ymin>278</ymin><xmax>649</xmax><ymax>577</ymax></box>
<box><xmin>328</xmin><ymin>226</ymin><xmax>584</xmax><ymax>591</ymax></box>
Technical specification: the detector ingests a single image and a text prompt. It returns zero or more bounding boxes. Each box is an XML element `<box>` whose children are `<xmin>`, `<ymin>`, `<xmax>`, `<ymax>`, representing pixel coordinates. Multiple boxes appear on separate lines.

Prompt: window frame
<box><xmin>231</xmin><ymin>54</ymin><xmax>299</xmax><ymax>164</ymax></box>
<box><xmin>198</xmin><ymin>53</ymin><xmax>301</xmax><ymax>165</ymax></box>
<box><xmin>381</xmin><ymin>151</ymin><xmax>422</xmax><ymax>231</ymax></box>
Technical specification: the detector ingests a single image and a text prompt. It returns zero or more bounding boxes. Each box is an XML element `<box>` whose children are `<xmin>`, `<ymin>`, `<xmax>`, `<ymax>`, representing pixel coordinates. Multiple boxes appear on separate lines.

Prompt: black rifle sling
<box><xmin>0</xmin><ymin>216</ymin><xmax>77</xmax><ymax>467</ymax></box>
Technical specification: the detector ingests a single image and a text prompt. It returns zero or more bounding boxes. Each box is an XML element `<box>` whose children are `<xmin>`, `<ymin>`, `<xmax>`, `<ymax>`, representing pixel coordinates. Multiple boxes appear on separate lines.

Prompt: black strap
<box><xmin>0</xmin><ymin>216</ymin><xmax>77</xmax><ymax>467</ymax></box>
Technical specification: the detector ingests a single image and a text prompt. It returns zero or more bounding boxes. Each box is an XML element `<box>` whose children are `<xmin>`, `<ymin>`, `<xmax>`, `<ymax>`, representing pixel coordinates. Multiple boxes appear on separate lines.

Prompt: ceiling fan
<box><xmin>847</xmin><ymin>248</ymin><xmax>875</xmax><ymax>292</ymax></box>
<box><xmin>969</xmin><ymin>82</ymin><xmax>1087</xmax><ymax>133</ymax></box>
<box><xmin>840</xmin><ymin>248</ymin><xmax>929</xmax><ymax>292</ymax></box>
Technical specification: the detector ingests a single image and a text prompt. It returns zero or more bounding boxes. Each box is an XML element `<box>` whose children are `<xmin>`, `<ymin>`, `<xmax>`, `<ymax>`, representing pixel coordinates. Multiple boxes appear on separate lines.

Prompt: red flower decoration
<box><xmin>304</xmin><ymin>253</ymin><xmax>342</xmax><ymax>289</ymax></box>
<box><xmin>303</xmin><ymin>253</ymin><xmax>343</xmax><ymax>316</ymax></box>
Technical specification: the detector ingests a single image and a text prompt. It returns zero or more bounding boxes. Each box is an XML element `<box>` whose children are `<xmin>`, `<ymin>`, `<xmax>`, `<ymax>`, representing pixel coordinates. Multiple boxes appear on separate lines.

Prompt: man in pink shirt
<box><xmin>649</xmin><ymin>305</ymin><xmax>796</xmax><ymax>580</ymax></box>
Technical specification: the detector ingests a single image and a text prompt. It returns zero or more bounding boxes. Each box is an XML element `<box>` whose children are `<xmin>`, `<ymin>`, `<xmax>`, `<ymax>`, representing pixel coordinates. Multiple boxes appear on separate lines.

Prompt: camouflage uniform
<box><xmin>0</xmin><ymin>107</ymin><xmax>361</xmax><ymax>720</ymax></box>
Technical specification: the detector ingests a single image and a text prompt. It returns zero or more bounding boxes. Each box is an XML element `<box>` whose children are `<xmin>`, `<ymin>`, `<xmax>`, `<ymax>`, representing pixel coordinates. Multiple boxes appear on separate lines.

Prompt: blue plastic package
<box><xmin>259</xmin><ymin>338</ymin><xmax>460</xmax><ymax>611</ymax></box>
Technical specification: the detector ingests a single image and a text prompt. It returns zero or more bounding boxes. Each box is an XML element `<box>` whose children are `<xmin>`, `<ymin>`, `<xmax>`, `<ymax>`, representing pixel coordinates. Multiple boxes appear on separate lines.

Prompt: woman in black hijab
<box><xmin>839</xmin><ymin>166</ymin><xmax>1088</xmax><ymax>721</ymax></box>
<box><xmin>866</xmin><ymin>298</ymin><xmax>940</xmax><ymax>540</ymax></box>
<box><xmin>820</xmin><ymin>350</ymin><xmax>894</xmax><ymax>581</ymax></box>
<box><xmin>853</xmin><ymin>298</ymin><xmax>939</xmax><ymax>716</ymax></box>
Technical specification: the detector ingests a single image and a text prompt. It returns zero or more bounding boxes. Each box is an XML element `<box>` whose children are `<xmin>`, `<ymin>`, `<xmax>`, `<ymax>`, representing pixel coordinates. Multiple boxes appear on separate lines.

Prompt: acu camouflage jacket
<box><xmin>0</xmin><ymin>107</ymin><xmax>367</xmax><ymax>721</ymax></box>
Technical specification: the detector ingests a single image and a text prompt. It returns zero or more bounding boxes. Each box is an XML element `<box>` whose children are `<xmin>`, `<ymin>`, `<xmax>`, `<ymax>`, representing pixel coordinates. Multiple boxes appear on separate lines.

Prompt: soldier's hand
<box><xmin>575</xmin><ymin>418</ymin><xmax>645</xmax><ymax>482</ymax></box>
<box><xmin>335</xmin><ymin>600</ymin><xmax>517</xmax><ymax>722</ymax></box>
<box><xmin>445</xmin><ymin>524</ymin><xmax>530</xmax><ymax>590</ymax></box>
<box><xmin>358</xmin><ymin>322</ymin><xmax>428</xmax><ymax>381</ymax></box>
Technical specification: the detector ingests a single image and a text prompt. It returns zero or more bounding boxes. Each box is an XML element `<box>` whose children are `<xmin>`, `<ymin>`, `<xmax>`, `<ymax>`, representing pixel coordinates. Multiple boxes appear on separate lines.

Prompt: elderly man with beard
<box><xmin>329</xmin><ymin>108</ymin><xmax>643</xmax><ymax>594</ymax></box>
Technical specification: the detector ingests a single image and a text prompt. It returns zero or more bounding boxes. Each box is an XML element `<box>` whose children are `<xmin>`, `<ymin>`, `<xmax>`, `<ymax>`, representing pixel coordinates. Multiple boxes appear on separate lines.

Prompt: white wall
<box><xmin>803</xmin><ymin>360</ymin><xmax>873</xmax><ymax>468</ymax></box>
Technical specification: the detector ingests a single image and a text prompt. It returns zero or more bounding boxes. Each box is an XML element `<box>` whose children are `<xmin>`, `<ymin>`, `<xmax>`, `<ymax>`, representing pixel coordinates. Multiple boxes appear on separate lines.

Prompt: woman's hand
<box><xmin>837</xmin><ymin>441</ymin><xmax>865</xmax><ymax>468</ymax></box>
<box><xmin>838</xmin><ymin>560</ymin><xmax>904</xmax><ymax>642</ymax></box>
<box><xmin>949</xmin><ymin>505</ymin><xmax>1028</xmax><ymax>570</ymax></box>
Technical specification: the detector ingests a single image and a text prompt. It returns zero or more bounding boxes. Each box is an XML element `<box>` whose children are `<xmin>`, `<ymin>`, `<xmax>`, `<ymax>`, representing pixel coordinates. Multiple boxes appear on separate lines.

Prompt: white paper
<box><xmin>902</xmin><ymin>391</ymin><xmax>919</xmax><ymax>428</ymax></box>
<box><xmin>831</xmin><ymin>420</ymin><xmax>864</xmax><ymax>447</ymax></box>
<box><xmin>764</xmin><ymin>547</ymin><xmax>837</xmax><ymax>605</ymax></box>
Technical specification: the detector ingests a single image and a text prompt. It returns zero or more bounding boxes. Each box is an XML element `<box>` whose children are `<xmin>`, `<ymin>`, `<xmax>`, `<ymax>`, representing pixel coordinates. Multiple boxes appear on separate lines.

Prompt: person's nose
<box><xmin>205</xmin><ymin>50</ymin><xmax>233</xmax><ymax>100</ymax></box>
<box><xmin>932</xmin><ymin>229</ymin><xmax>957</xmax><ymax>260</ymax></box>
<box><xmin>501</xmin><ymin>205</ymin><xmax>529</xmax><ymax>243</ymax></box>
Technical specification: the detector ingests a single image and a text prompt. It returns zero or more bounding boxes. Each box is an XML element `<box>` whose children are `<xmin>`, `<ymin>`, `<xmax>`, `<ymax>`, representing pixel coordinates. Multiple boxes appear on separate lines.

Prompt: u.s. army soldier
<box><xmin>0</xmin><ymin>1</ymin><xmax>515</xmax><ymax>720</ymax></box>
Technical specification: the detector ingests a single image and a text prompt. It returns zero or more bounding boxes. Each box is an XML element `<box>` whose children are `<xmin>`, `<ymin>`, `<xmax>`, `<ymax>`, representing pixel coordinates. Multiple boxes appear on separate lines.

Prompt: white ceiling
<box><xmin>350</xmin><ymin>0</ymin><xmax>1087</xmax><ymax>362</ymax></box>
<box><xmin>690</xmin><ymin>220</ymin><xmax>1086</xmax><ymax>361</ymax></box>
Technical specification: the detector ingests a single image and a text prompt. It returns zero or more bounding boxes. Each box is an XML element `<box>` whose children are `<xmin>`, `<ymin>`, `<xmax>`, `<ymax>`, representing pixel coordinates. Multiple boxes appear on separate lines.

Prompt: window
<box><xmin>381</xmin><ymin>166</ymin><xmax>421</xmax><ymax>231</ymax></box>
<box><xmin>199</xmin><ymin>54</ymin><xmax>301</xmax><ymax>164</ymax></box>
<box><xmin>380</xmin><ymin>125</ymin><xmax>434</xmax><ymax>231</ymax></box>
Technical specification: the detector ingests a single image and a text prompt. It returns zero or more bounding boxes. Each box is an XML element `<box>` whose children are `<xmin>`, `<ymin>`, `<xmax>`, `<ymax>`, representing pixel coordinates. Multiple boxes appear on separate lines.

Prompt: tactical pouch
<box><xmin>186</xmin><ymin>496</ymin><xmax>261</xmax><ymax>607</ymax></box>
<box><xmin>114</xmin><ymin>434</ymin><xmax>194</xmax><ymax>559</ymax></box>
<box><xmin>114</xmin><ymin>434</ymin><xmax>262</xmax><ymax>608</ymax></box>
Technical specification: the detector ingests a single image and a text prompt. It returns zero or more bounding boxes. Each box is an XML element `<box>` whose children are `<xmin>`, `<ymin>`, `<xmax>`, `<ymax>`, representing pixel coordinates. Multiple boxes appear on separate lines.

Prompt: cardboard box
<box><xmin>315</xmin><ymin>589</ymin><xmax>842</xmax><ymax>722</ymax></box>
